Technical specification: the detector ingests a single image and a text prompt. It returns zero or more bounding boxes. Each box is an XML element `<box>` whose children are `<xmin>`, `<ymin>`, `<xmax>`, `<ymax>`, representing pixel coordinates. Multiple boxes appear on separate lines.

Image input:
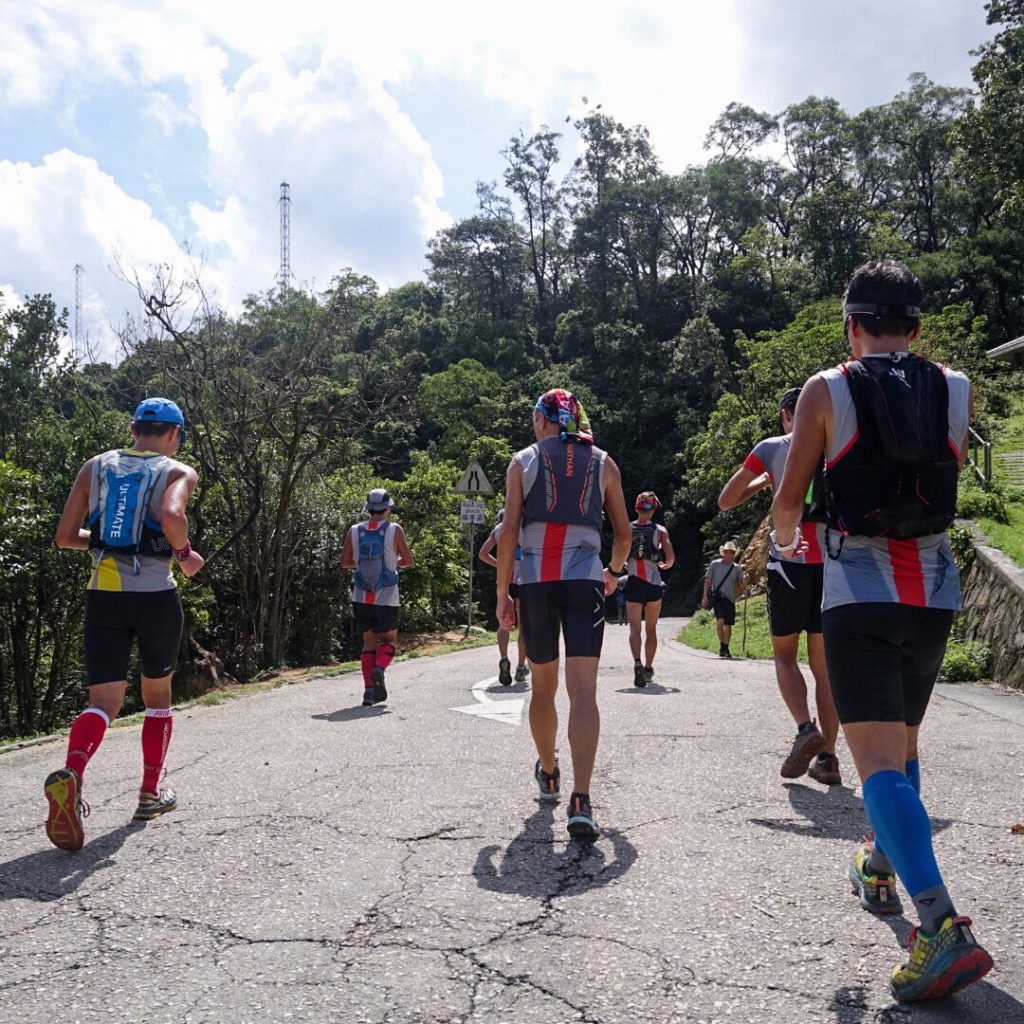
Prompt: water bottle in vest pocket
<box><xmin>90</xmin><ymin>451</ymin><xmax>166</xmax><ymax>554</ymax></box>
<box><xmin>354</xmin><ymin>522</ymin><xmax>400</xmax><ymax>592</ymax></box>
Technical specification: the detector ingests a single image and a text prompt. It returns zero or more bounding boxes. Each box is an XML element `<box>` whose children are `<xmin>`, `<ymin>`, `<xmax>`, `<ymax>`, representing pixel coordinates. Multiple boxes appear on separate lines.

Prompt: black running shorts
<box><xmin>508</xmin><ymin>583</ymin><xmax>521</xmax><ymax>601</ymax></box>
<box><xmin>353</xmin><ymin>602</ymin><xmax>400</xmax><ymax>635</ymax></box>
<box><xmin>711</xmin><ymin>596</ymin><xmax>736</xmax><ymax>626</ymax></box>
<box><xmin>518</xmin><ymin>579</ymin><xmax>606</xmax><ymax>664</ymax></box>
<box><xmin>822</xmin><ymin>603</ymin><xmax>955</xmax><ymax>726</ymax></box>
<box><xmin>766</xmin><ymin>560</ymin><xmax>823</xmax><ymax>636</ymax></box>
<box><xmin>624</xmin><ymin>576</ymin><xmax>664</xmax><ymax>606</ymax></box>
<box><xmin>84</xmin><ymin>589</ymin><xmax>184</xmax><ymax>685</ymax></box>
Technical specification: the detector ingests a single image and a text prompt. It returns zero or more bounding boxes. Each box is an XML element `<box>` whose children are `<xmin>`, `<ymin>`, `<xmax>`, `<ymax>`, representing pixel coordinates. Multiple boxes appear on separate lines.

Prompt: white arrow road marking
<box><xmin>450</xmin><ymin>676</ymin><xmax>525</xmax><ymax>726</ymax></box>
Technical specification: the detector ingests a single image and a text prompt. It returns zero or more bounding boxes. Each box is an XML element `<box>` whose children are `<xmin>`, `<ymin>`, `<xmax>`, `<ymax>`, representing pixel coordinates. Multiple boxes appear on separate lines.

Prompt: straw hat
<box><xmin>719</xmin><ymin>540</ymin><xmax>740</xmax><ymax>555</ymax></box>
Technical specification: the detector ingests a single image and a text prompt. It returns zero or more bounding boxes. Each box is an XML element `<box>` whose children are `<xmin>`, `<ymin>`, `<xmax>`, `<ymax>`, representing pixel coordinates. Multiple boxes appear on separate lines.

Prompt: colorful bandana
<box><xmin>635</xmin><ymin>491</ymin><xmax>660</xmax><ymax>512</ymax></box>
<box><xmin>534</xmin><ymin>389</ymin><xmax>593</xmax><ymax>444</ymax></box>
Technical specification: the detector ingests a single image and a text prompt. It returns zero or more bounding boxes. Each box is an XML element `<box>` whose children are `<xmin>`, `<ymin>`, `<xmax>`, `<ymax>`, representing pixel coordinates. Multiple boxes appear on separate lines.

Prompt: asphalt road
<box><xmin>2</xmin><ymin>619</ymin><xmax>1023</xmax><ymax>1024</ymax></box>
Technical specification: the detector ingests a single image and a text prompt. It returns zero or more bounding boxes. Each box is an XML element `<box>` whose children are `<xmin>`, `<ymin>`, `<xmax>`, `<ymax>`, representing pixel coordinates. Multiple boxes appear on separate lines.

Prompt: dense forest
<box><xmin>3</xmin><ymin>1</ymin><xmax>1024</xmax><ymax>738</ymax></box>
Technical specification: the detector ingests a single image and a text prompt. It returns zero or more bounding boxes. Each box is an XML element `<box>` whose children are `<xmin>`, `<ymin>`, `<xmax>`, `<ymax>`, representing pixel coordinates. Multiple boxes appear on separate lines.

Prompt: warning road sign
<box><xmin>455</xmin><ymin>459</ymin><xmax>494</xmax><ymax>496</ymax></box>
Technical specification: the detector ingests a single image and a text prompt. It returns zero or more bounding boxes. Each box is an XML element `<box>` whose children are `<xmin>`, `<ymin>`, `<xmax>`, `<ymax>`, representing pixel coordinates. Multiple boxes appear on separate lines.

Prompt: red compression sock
<box><xmin>375</xmin><ymin>644</ymin><xmax>395</xmax><ymax>671</ymax></box>
<box><xmin>360</xmin><ymin>651</ymin><xmax>376</xmax><ymax>687</ymax></box>
<box><xmin>141</xmin><ymin>709</ymin><xmax>173</xmax><ymax>794</ymax></box>
<box><xmin>65</xmin><ymin>708</ymin><xmax>109</xmax><ymax>778</ymax></box>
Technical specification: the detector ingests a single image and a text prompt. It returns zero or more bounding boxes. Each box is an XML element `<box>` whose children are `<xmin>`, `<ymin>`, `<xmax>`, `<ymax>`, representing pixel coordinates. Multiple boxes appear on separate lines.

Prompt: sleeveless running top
<box><xmin>818</xmin><ymin>357</ymin><xmax>969</xmax><ymax>612</ymax></box>
<box><xmin>516</xmin><ymin>437</ymin><xmax>607</xmax><ymax>584</ymax></box>
<box><xmin>86</xmin><ymin>449</ymin><xmax>178</xmax><ymax>593</ymax></box>
<box><xmin>348</xmin><ymin>519</ymin><xmax>400</xmax><ymax>606</ymax></box>
<box><xmin>491</xmin><ymin>522</ymin><xmax>522</xmax><ymax>585</ymax></box>
<box><xmin>743</xmin><ymin>434</ymin><xmax>826</xmax><ymax>564</ymax></box>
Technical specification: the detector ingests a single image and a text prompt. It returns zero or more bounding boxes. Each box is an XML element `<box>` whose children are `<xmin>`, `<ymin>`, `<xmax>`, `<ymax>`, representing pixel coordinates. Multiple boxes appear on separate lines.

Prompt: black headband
<box><xmin>843</xmin><ymin>302</ymin><xmax>921</xmax><ymax>319</ymax></box>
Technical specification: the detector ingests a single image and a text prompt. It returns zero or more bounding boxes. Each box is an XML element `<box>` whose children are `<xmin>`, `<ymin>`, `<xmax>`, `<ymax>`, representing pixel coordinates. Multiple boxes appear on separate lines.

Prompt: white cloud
<box><xmin>0</xmin><ymin>0</ymin><xmax>995</xmax><ymax>361</ymax></box>
<box><xmin>0</xmin><ymin>151</ymin><xmax>195</xmax><ymax>359</ymax></box>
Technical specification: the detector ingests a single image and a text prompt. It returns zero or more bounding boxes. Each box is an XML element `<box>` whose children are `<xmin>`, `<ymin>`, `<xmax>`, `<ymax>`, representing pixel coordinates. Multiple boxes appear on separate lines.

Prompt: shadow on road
<box><xmin>612</xmin><ymin>684</ymin><xmax>681</xmax><ymax>695</ymax></box>
<box><xmin>311</xmin><ymin>705</ymin><xmax>391</xmax><ymax>722</ymax></box>
<box><xmin>479</xmin><ymin>681</ymin><xmax>530</xmax><ymax>694</ymax></box>
<box><xmin>473</xmin><ymin>804</ymin><xmax>638</xmax><ymax>900</ymax></box>
<box><xmin>0</xmin><ymin>823</ymin><xmax>138</xmax><ymax>902</ymax></box>
<box><xmin>748</xmin><ymin>782</ymin><xmax>951</xmax><ymax>843</ymax></box>
<box><xmin>829</xmin><ymin>978</ymin><xmax>1024</xmax><ymax>1023</ymax></box>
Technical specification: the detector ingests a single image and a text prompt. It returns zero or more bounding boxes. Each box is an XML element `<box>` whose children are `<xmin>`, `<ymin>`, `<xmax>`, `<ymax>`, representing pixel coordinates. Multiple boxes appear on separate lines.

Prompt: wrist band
<box><xmin>172</xmin><ymin>542</ymin><xmax>192</xmax><ymax>561</ymax></box>
<box><xmin>769</xmin><ymin>528</ymin><xmax>801</xmax><ymax>554</ymax></box>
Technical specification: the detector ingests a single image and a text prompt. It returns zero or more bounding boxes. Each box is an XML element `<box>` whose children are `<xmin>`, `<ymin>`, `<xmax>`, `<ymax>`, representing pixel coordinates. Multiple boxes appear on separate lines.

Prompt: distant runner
<box><xmin>340</xmin><ymin>489</ymin><xmax>414</xmax><ymax>706</ymax></box>
<box><xmin>718</xmin><ymin>388</ymin><xmax>841</xmax><ymax>785</ymax></box>
<box><xmin>701</xmin><ymin>541</ymin><xmax>745</xmax><ymax>659</ymax></box>
<box><xmin>497</xmin><ymin>389</ymin><xmax>630</xmax><ymax>841</ymax></box>
<box><xmin>478</xmin><ymin>510</ymin><xmax>529</xmax><ymax>685</ymax></box>
<box><xmin>47</xmin><ymin>398</ymin><xmax>204</xmax><ymax>851</ymax></box>
<box><xmin>773</xmin><ymin>260</ymin><xmax>992</xmax><ymax>1001</ymax></box>
<box><xmin>625</xmin><ymin>491</ymin><xmax>674</xmax><ymax>686</ymax></box>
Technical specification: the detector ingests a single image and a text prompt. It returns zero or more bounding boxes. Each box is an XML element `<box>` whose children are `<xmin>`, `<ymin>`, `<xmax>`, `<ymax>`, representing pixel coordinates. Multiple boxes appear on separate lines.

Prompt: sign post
<box><xmin>455</xmin><ymin>461</ymin><xmax>494</xmax><ymax>634</ymax></box>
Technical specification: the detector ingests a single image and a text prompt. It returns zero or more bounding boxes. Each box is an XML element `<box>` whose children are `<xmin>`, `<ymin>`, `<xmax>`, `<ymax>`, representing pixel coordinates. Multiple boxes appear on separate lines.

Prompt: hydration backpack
<box><xmin>629</xmin><ymin>521</ymin><xmax>661</xmax><ymax>562</ymax></box>
<box><xmin>354</xmin><ymin>522</ymin><xmax>400</xmax><ymax>592</ymax></box>
<box><xmin>88</xmin><ymin>451</ymin><xmax>170</xmax><ymax>556</ymax></box>
<box><xmin>823</xmin><ymin>356</ymin><xmax>959</xmax><ymax>539</ymax></box>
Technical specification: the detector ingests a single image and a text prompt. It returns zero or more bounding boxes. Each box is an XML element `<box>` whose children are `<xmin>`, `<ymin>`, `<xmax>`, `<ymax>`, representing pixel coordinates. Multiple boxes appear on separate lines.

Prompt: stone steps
<box><xmin>997</xmin><ymin>450</ymin><xmax>1024</xmax><ymax>485</ymax></box>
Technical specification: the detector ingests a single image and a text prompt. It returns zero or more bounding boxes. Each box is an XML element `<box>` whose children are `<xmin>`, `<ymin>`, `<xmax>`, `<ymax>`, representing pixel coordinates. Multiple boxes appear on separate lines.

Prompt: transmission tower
<box><xmin>279</xmin><ymin>182</ymin><xmax>291</xmax><ymax>290</ymax></box>
<box><xmin>74</xmin><ymin>263</ymin><xmax>84</xmax><ymax>360</ymax></box>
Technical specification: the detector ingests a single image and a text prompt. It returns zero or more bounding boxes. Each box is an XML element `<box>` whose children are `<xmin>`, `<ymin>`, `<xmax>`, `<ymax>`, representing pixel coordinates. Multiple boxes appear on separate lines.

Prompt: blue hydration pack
<box><xmin>88</xmin><ymin>451</ymin><xmax>171</xmax><ymax>556</ymax></box>
<box><xmin>354</xmin><ymin>522</ymin><xmax>400</xmax><ymax>592</ymax></box>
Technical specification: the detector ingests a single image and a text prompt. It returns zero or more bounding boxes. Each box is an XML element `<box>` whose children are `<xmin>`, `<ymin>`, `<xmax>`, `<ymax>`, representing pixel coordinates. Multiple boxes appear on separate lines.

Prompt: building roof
<box><xmin>987</xmin><ymin>336</ymin><xmax>1024</xmax><ymax>360</ymax></box>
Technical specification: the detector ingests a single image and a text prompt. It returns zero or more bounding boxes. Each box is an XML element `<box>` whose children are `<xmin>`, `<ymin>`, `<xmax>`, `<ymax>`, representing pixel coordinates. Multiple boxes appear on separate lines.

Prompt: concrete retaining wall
<box><xmin>960</xmin><ymin>536</ymin><xmax>1024</xmax><ymax>691</ymax></box>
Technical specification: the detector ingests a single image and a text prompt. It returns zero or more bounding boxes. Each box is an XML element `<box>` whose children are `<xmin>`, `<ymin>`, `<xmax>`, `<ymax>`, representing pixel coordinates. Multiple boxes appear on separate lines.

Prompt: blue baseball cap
<box><xmin>133</xmin><ymin>397</ymin><xmax>186</xmax><ymax>444</ymax></box>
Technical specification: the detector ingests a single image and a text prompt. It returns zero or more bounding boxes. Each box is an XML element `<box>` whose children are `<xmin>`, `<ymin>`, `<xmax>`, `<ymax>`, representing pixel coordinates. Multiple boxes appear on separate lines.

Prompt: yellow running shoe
<box><xmin>891</xmin><ymin>916</ymin><xmax>993</xmax><ymax>1002</ymax></box>
<box><xmin>44</xmin><ymin>769</ymin><xmax>88</xmax><ymax>851</ymax></box>
<box><xmin>849</xmin><ymin>842</ymin><xmax>902</xmax><ymax>915</ymax></box>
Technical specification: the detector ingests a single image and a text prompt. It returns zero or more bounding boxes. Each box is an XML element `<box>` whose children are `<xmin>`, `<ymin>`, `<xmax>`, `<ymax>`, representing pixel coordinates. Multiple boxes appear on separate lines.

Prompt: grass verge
<box><xmin>679</xmin><ymin>595</ymin><xmax>807</xmax><ymax>662</ymax></box>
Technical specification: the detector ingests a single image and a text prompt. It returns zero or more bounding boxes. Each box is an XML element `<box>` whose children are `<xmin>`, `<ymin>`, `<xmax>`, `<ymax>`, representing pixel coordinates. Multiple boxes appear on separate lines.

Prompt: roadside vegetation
<box><xmin>4</xmin><ymin>2</ymin><xmax>1024</xmax><ymax>738</ymax></box>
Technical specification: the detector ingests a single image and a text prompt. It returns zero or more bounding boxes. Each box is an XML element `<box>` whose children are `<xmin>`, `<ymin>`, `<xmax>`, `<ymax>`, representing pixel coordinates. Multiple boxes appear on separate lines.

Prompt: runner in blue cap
<box><xmin>45</xmin><ymin>397</ymin><xmax>204</xmax><ymax>850</ymax></box>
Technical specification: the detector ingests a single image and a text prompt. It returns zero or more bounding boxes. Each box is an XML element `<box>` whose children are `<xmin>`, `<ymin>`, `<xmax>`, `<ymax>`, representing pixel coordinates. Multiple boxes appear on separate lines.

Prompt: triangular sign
<box><xmin>455</xmin><ymin>459</ymin><xmax>495</xmax><ymax>496</ymax></box>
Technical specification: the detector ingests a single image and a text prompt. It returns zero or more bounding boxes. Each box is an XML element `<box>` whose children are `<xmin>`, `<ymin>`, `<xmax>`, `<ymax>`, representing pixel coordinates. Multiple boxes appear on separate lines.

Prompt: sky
<box><xmin>0</xmin><ymin>0</ymin><xmax>996</xmax><ymax>360</ymax></box>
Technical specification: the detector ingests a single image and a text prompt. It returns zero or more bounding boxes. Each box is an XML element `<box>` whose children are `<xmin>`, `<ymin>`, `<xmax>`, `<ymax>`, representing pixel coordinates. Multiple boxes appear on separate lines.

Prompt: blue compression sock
<box><xmin>868</xmin><ymin>760</ymin><xmax>920</xmax><ymax>874</ymax></box>
<box><xmin>862</xmin><ymin>769</ymin><xmax>943</xmax><ymax>898</ymax></box>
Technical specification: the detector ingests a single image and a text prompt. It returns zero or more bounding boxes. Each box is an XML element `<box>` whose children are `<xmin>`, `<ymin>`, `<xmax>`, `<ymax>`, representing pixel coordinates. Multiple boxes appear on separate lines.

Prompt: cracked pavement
<box><xmin>1</xmin><ymin>619</ymin><xmax>1023</xmax><ymax>1023</ymax></box>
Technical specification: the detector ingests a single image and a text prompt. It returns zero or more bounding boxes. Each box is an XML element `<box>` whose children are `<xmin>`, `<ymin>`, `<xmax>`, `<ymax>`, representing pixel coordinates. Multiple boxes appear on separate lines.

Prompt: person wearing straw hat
<box><xmin>701</xmin><ymin>540</ymin><xmax>745</xmax><ymax>658</ymax></box>
<box><xmin>340</xmin><ymin>488</ymin><xmax>414</xmax><ymax>707</ymax></box>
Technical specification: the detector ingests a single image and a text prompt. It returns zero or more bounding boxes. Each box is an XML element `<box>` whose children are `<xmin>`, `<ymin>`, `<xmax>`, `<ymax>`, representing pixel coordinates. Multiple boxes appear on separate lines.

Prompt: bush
<box><xmin>940</xmin><ymin>638</ymin><xmax>991</xmax><ymax>682</ymax></box>
<box><xmin>947</xmin><ymin>524</ymin><xmax>976</xmax><ymax>569</ymax></box>
<box><xmin>957</xmin><ymin>477</ymin><xmax>1009</xmax><ymax>523</ymax></box>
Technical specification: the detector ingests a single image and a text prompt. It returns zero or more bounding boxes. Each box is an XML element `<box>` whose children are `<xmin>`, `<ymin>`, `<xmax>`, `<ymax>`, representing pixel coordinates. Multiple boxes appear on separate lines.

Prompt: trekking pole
<box><xmin>741</xmin><ymin>593</ymin><xmax>748</xmax><ymax>655</ymax></box>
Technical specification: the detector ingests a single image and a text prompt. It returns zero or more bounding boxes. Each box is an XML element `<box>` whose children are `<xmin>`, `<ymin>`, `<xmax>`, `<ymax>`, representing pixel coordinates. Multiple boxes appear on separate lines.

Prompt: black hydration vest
<box><xmin>522</xmin><ymin>437</ymin><xmax>604</xmax><ymax>529</ymax></box>
<box><xmin>822</xmin><ymin>356</ymin><xmax>959</xmax><ymax>540</ymax></box>
<box><xmin>629</xmin><ymin>521</ymin><xmax>661</xmax><ymax>561</ymax></box>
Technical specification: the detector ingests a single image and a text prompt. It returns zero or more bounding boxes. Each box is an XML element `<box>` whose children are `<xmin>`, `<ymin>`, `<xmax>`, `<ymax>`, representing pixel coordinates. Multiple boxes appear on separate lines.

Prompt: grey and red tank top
<box><xmin>743</xmin><ymin>435</ymin><xmax>826</xmax><ymax>564</ymax></box>
<box><xmin>818</xmin><ymin>357</ymin><xmax>969</xmax><ymax>612</ymax></box>
<box><xmin>516</xmin><ymin>437</ymin><xmax>606</xmax><ymax>584</ymax></box>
